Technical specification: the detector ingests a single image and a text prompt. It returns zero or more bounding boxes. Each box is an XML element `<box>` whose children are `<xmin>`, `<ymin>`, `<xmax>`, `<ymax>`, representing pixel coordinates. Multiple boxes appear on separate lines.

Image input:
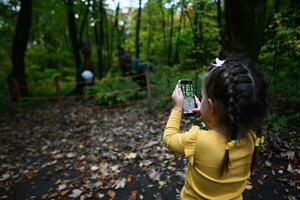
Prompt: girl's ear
<box><xmin>207</xmin><ymin>98</ymin><xmax>214</xmax><ymax>109</ymax></box>
<box><xmin>208</xmin><ymin>98</ymin><xmax>218</xmax><ymax>114</ymax></box>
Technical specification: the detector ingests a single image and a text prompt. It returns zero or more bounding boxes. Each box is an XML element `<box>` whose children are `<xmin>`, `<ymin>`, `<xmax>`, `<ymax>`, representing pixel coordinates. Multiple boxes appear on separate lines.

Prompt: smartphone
<box><xmin>178</xmin><ymin>79</ymin><xmax>197</xmax><ymax>116</ymax></box>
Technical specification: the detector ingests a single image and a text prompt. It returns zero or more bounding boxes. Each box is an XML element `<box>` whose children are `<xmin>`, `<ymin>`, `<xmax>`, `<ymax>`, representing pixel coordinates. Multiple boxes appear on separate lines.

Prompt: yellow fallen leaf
<box><xmin>127</xmin><ymin>175</ymin><xmax>134</xmax><ymax>182</ymax></box>
<box><xmin>128</xmin><ymin>191</ymin><xmax>138</xmax><ymax>200</ymax></box>
<box><xmin>107</xmin><ymin>190</ymin><xmax>116</xmax><ymax>199</ymax></box>
<box><xmin>60</xmin><ymin>189</ymin><xmax>70</xmax><ymax>197</ymax></box>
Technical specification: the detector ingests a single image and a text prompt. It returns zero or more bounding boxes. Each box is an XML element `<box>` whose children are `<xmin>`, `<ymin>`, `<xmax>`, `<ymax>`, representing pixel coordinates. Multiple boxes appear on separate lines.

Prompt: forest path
<box><xmin>0</xmin><ymin>101</ymin><xmax>299</xmax><ymax>200</ymax></box>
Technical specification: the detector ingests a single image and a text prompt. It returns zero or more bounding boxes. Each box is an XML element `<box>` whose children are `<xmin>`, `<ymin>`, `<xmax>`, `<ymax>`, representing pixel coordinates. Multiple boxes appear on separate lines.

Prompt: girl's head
<box><xmin>201</xmin><ymin>56</ymin><xmax>268</xmax><ymax>175</ymax></box>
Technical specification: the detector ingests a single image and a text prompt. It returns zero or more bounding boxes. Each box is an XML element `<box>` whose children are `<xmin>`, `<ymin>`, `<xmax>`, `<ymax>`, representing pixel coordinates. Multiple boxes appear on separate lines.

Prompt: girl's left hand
<box><xmin>172</xmin><ymin>84</ymin><xmax>184</xmax><ymax>110</ymax></box>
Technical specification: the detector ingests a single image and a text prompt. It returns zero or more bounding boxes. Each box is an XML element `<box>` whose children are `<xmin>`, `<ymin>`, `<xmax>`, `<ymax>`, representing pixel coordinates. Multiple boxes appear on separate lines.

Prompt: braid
<box><xmin>221</xmin><ymin>62</ymin><xmax>254</xmax><ymax>176</ymax></box>
<box><xmin>204</xmin><ymin>57</ymin><xmax>268</xmax><ymax>177</ymax></box>
<box><xmin>220</xmin><ymin>65</ymin><xmax>239</xmax><ymax>175</ymax></box>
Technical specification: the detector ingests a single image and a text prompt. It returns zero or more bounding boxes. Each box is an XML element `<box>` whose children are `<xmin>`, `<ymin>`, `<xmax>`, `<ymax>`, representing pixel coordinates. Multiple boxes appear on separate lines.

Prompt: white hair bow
<box><xmin>211</xmin><ymin>58</ymin><xmax>225</xmax><ymax>67</ymax></box>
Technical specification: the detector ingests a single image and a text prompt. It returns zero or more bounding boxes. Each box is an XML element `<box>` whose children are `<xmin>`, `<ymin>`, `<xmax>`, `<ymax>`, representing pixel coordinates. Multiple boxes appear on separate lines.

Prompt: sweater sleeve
<box><xmin>163</xmin><ymin>108</ymin><xmax>198</xmax><ymax>160</ymax></box>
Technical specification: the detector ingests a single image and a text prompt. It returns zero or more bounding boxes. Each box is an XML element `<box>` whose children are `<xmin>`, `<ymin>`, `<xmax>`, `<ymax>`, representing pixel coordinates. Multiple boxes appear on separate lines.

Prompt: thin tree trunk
<box><xmin>78</xmin><ymin>1</ymin><xmax>90</xmax><ymax>45</ymax></box>
<box><xmin>94</xmin><ymin>0</ymin><xmax>105</xmax><ymax>77</ymax></box>
<box><xmin>223</xmin><ymin>0</ymin><xmax>267</xmax><ymax>61</ymax></box>
<box><xmin>168</xmin><ymin>5</ymin><xmax>174</xmax><ymax>66</ymax></box>
<box><xmin>94</xmin><ymin>23</ymin><xmax>103</xmax><ymax>78</ymax></box>
<box><xmin>159</xmin><ymin>0</ymin><xmax>167</xmax><ymax>62</ymax></box>
<box><xmin>193</xmin><ymin>0</ymin><xmax>204</xmax><ymax>63</ymax></box>
<box><xmin>114</xmin><ymin>3</ymin><xmax>120</xmax><ymax>49</ymax></box>
<box><xmin>9</xmin><ymin>0</ymin><xmax>32</xmax><ymax>97</ymax></box>
<box><xmin>275</xmin><ymin>0</ymin><xmax>280</xmax><ymax>13</ymax></box>
<box><xmin>135</xmin><ymin>0</ymin><xmax>142</xmax><ymax>59</ymax></box>
<box><xmin>216</xmin><ymin>0</ymin><xmax>225</xmax><ymax>58</ymax></box>
<box><xmin>146</xmin><ymin>21</ymin><xmax>153</xmax><ymax>60</ymax></box>
<box><xmin>174</xmin><ymin>1</ymin><xmax>185</xmax><ymax>64</ymax></box>
<box><xmin>104</xmin><ymin>13</ymin><xmax>112</xmax><ymax>73</ymax></box>
<box><xmin>65</xmin><ymin>0</ymin><xmax>81</xmax><ymax>89</ymax></box>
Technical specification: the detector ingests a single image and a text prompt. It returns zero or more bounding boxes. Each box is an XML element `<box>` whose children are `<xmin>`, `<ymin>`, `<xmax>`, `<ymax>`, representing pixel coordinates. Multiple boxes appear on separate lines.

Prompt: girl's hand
<box><xmin>172</xmin><ymin>84</ymin><xmax>184</xmax><ymax>110</ymax></box>
<box><xmin>191</xmin><ymin>95</ymin><xmax>201</xmax><ymax>115</ymax></box>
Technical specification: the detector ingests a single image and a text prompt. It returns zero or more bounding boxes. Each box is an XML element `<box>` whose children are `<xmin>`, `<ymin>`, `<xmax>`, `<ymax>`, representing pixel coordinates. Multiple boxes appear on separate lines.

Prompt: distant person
<box><xmin>118</xmin><ymin>47</ymin><xmax>132</xmax><ymax>75</ymax></box>
<box><xmin>163</xmin><ymin>56</ymin><xmax>268</xmax><ymax>199</ymax></box>
<box><xmin>118</xmin><ymin>47</ymin><xmax>148</xmax><ymax>88</ymax></box>
<box><xmin>80</xmin><ymin>42</ymin><xmax>94</xmax><ymax>86</ymax></box>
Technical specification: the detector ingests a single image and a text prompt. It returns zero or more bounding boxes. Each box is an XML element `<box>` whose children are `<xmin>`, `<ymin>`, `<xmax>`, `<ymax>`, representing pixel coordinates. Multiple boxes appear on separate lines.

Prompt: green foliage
<box><xmin>266</xmin><ymin>112</ymin><xmax>289</xmax><ymax>131</ymax></box>
<box><xmin>0</xmin><ymin>0</ymin><xmax>299</xmax><ymax>123</ymax></box>
<box><xmin>259</xmin><ymin>12</ymin><xmax>300</xmax><ymax>102</ymax></box>
<box><xmin>83</xmin><ymin>76</ymin><xmax>145</xmax><ymax>105</ymax></box>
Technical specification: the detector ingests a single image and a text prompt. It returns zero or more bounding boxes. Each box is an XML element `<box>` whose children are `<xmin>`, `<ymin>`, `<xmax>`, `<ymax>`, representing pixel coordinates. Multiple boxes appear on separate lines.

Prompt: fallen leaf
<box><xmin>0</xmin><ymin>173</ymin><xmax>10</xmax><ymax>182</ymax></box>
<box><xmin>125</xmin><ymin>152</ymin><xmax>137</xmax><ymax>159</ymax></box>
<box><xmin>149</xmin><ymin>169</ymin><xmax>160</xmax><ymax>182</ymax></box>
<box><xmin>128</xmin><ymin>191</ymin><xmax>138</xmax><ymax>200</ymax></box>
<box><xmin>57</xmin><ymin>184</ymin><xmax>67</xmax><ymax>191</ymax></box>
<box><xmin>127</xmin><ymin>175</ymin><xmax>134</xmax><ymax>182</ymax></box>
<box><xmin>68</xmin><ymin>189</ymin><xmax>82</xmax><ymax>198</ymax></box>
<box><xmin>66</xmin><ymin>152</ymin><xmax>77</xmax><ymax>158</ymax></box>
<box><xmin>107</xmin><ymin>190</ymin><xmax>116</xmax><ymax>199</ymax></box>
<box><xmin>60</xmin><ymin>189</ymin><xmax>70</xmax><ymax>197</ymax></box>
<box><xmin>158</xmin><ymin>180</ymin><xmax>167</xmax><ymax>188</ymax></box>
<box><xmin>114</xmin><ymin>178</ymin><xmax>126</xmax><ymax>189</ymax></box>
<box><xmin>91</xmin><ymin>165</ymin><xmax>99</xmax><ymax>171</ymax></box>
<box><xmin>264</xmin><ymin>160</ymin><xmax>272</xmax><ymax>167</ymax></box>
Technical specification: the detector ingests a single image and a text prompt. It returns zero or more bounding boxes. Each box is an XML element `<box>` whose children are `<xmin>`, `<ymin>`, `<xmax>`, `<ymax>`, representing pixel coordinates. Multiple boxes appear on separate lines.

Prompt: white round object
<box><xmin>81</xmin><ymin>70</ymin><xmax>94</xmax><ymax>81</ymax></box>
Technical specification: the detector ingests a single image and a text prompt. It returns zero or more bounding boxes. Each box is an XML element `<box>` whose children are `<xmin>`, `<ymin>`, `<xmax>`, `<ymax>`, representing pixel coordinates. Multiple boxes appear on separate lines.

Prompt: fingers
<box><xmin>194</xmin><ymin>95</ymin><xmax>201</xmax><ymax>107</ymax></box>
<box><xmin>177</xmin><ymin>84</ymin><xmax>183</xmax><ymax>96</ymax></box>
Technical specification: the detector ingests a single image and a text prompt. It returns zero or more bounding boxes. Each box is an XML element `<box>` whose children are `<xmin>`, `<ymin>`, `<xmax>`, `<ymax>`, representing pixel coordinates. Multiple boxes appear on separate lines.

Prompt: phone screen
<box><xmin>179</xmin><ymin>80</ymin><xmax>196</xmax><ymax>115</ymax></box>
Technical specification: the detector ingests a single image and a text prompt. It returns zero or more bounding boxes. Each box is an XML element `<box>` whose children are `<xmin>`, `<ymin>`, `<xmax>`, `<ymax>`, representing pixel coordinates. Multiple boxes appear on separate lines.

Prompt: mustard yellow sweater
<box><xmin>163</xmin><ymin>108</ymin><xmax>256</xmax><ymax>200</ymax></box>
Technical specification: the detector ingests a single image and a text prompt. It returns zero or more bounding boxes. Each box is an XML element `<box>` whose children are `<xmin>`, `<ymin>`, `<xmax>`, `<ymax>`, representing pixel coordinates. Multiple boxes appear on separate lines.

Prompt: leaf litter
<box><xmin>0</xmin><ymin>100</ymin><xmax>299</xmax><ymax>199</ymax></box>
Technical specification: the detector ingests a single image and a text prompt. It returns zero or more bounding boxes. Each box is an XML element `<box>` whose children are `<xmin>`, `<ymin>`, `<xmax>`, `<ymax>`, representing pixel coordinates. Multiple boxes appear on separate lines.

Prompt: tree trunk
<box><xmin>192</xmin><ymin>0</ymin><xmax>204</xmax><ymax>63</ymax></box>
<box><xmin>275</xmin><ymin>0</ymin><xmax>280</xmax><ymax>13</ymax></box>
<box><xmin>114</xmin><ymin>3</ymin><xmax>120</xmax><ymax>49</ymax></box>
<box><xmin>78</xmin><ymin>1</ymin><xmax>90</xmax><ymax>45</ymax></box>
<box><xmin>94</xmin><ymin>23</ymin><xmax>103</xmax><ymax>78</ymax></box>
<box><xmin>65</xmin><ymin>0</ymin><xmax>81</xmax><ymax>89</ymax></box>
<box><xmin>168</xmin><ymin>5</ymin><xmax>174</xmax><ymax>66</ymax></box>
<box><xmin>174</xmin><ymin>1</ymin><xmax>185</xmax><ymax>64</ymax></box>
<box><xmin>216</xmin><ymin>0</ymin><xmax>226</xmax><ymax>58</ymax></box>
<box><xmin>94</xmin><ymin>0</ymin><xmax>104</xmax><ymax>78</ymax></box>
<box><xmin>103</xmin><ymin>7</ymin><xmax>112</xmax><ymax>74</ymax></box>
<box><xmin>159</xmin><ymin>0</ymin><xmax>167</xmax><ymax>63</ymax></box>
<box><xmin>146</xmin><ymin>11</ymin><xmax>153</xmax><ymax>60</ymax></box>
<box><xmin>9</xmin><ymin>0</ymin><xmax>32</xmax><ymax>98</ymax></box>
<box><xmin>135</xmin><ymin>0</ymin><xmax>142</xmax><ymax>59</ymax></box>
<box><xmin>223</xmin><ymin>0</ymin><xmax>267</xmax><ymax>62</ymax></box>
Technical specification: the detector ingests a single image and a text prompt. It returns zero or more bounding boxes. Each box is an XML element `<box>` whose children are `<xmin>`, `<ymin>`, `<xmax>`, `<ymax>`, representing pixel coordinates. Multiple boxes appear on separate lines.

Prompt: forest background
<box><xmin>0</xmin><ymin>0</ymin><xmax>299</xmax><ymax>124</ymax></box>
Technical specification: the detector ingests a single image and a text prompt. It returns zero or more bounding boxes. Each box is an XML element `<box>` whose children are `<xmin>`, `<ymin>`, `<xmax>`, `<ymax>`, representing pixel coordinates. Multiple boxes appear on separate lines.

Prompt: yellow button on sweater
<box><xmin>163</xmin><ymin>108</ymin><xmax>256</xmax><ymax>200</ymax></box>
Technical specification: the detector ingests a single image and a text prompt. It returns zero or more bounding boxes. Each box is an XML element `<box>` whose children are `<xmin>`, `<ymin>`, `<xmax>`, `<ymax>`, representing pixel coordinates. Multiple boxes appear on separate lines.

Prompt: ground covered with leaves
<box><xmin>0</xmin><ymin>100</ymin><xmax>299</xmax><ymax>200</ymax></box>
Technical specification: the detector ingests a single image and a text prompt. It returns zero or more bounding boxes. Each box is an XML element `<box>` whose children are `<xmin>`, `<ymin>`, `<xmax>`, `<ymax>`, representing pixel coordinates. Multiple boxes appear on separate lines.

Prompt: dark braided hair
<box><xmin>203</xmin><ymin>56</ymin><xmax>268</xmax><ymax>176</ymax></box>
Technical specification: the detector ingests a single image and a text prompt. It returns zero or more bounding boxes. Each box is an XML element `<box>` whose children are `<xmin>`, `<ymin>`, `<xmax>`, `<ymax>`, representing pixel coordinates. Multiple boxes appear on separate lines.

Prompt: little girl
<box><xmin>163</xmin><ymin>57</ymin><xmax>268</xmax><ymax>199</ymax></box>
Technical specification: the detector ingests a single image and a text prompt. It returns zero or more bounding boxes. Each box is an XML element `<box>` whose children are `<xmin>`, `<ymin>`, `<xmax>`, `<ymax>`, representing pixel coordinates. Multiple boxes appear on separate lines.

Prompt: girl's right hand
<box><xmin>191</xmin><ymin>96</ymin><xmax>201</xmax><ymax>115</ymax></box>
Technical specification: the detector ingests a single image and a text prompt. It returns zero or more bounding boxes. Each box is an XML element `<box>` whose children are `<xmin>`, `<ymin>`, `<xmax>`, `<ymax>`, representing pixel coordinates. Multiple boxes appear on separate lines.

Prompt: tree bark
<box><xmin>94</xmin><ymin>0</ymin><xmax>105</xmax><ymax>78</ymax></box>
<box><xmin>192</xmin><ymin>0</ymin><xmax>204</xmax><ymax>63</ymax></box>
<box><xmin>223</xmin><ymin>0</ymin><xmax>267</xmax><ymax>62</ymax></box>
<box><xmin>174</xmin><ymin>1</ymin><xmax>185</xmax><ymax>64</ymax></box>
<box><xmin>159</xmin><ymin>0</ymin><xmax>167</xmax><ymax>63</ymax></box>
<box><xmin>114</xmin><ymin>3</ymin><xmax>120</xmax><ymax>49</ymax></box>
<box><xmin>146</xmin><ymin>11</ymin><xmax>153</xmax><ymax>60</ymax></box>
<box><xmin>65</xmin><ymin>0</ymin><xmax>81</xmax><ymax>88</ymax></box>
<box><xmin>168</xmin><ymin>5</ymin><xmax>174</xmax><ymax>66</ymax></box>
<box><xmin>78</xmin><ymin>1</ymin><xmax>90</xmax><ymax>45</ymax></box>
<box><xmin>275</xmin><ymin>0</ymin><xmax>280</xmax><ymax>13</ymax></box>
<box><xmin>9</xmin><ymin>0</ymin><xmax>32</xmax><ymax>97</ymax></box>
<box><xmin>135</xmin><ymin>0</ymin><xmax>142</xmax><ymax>59</ymax></box>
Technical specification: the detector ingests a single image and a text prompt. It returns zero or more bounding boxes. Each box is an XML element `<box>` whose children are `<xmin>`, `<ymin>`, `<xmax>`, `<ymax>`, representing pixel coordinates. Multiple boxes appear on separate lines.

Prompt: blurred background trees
<box><xmin>0</xmin><ymin>0</ymin><xmax>299</xmax><ymax>105</ymax></box>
